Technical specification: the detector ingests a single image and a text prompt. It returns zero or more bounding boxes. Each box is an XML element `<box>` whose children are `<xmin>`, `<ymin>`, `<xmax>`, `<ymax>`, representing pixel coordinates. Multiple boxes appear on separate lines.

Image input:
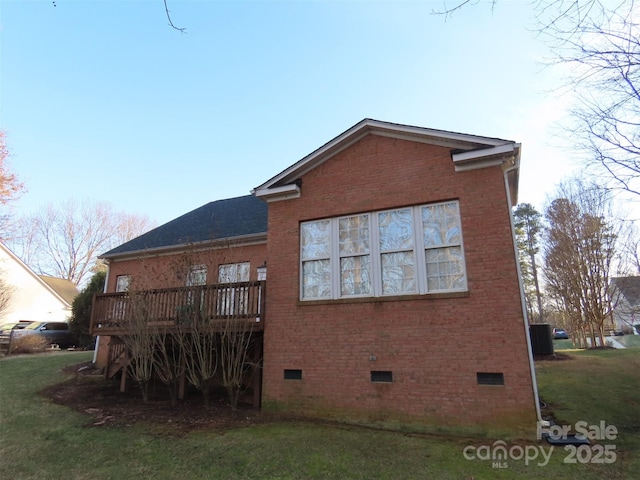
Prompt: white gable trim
<box><xmin>253</xmin><ymin>119</ymin><xmax>519</xmax><ymax>200</ymax></box>
<box><xmin>452</xmin><ymin>143</ymin><xmax>520</xmax><ymax>172</ymax></box>
<box><xmin>0</xmin><ymin>243</ymin><xmax>72</xmax><ymax>308</ymax></box>
<box><xmin>253</xmin><ymin>184</ymin><xmax>301</xmax><ymax>203</ymax></box>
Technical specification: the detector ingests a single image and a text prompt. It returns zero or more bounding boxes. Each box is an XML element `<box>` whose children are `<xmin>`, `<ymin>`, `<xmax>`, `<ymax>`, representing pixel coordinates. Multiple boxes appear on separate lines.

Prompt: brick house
<box><xmin>93</xmin><ymin>119</ymin><xmax>540</xmax><ymax>433</ymax></box>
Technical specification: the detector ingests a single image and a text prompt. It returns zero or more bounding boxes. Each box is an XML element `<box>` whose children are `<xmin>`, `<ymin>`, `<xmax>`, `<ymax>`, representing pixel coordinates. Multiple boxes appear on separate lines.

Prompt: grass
<box><xmin>615</xmin><ymin>335</ymin><xmax>640</xmax><ymax>348</ymax></box>
<box><xmin>0</xmin><ymin>350</ymin><xmax>638</xmax><ymax>479</ymax></box>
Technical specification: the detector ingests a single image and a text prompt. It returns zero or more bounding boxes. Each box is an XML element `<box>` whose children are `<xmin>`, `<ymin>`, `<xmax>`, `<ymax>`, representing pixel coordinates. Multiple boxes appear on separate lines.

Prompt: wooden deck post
<box><xmin>178</xmin><ymin>358</ymin><xmax>186</xmax><ymax>400</ymax></box>
<box><xmin>120</xmin><ymin>364</ymin><xmax>128</xmax><ymax>393</ymax></box>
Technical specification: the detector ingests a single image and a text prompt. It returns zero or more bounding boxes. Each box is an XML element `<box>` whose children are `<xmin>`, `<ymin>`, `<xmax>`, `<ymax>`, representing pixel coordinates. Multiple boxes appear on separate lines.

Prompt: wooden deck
<box><xmin>90</xmin><ymin>281</ymin><xmax>266</xmax><ymax>336</ymax></box>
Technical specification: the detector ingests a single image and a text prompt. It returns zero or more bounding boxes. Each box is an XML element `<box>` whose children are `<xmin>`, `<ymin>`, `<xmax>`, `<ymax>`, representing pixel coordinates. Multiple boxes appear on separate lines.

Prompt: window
<box><xmin>115</xmin><ymin>275</ymin><xmax>131</xmax><ymax>292</ymax></box>
<box><xmin>218</xmin><ymin>262</ymin><xmax>250</xmax><ymax>315</ymax></box>
<box><xmin>300</xmin><ymin>201</ymin><xmax>467</xmax><ymax>300</ymax></box>
<box><xmin>113</xmin><ymin>275</ymin><xmax>131</xmax><ymax>321</ymax></box>
<box><xmin>218</xmin><ymin>262</ymin><xmax>250</xmax><ymax>284</ymax></box>
<box><xmin>301</xmin><ymin>220</ymin><xmax>331</xmax><ymax>299</ymax></box>
<box><xmin>339</xmin><ymin>215</ymin><xmax>371</xmax><ymax>296</ymax></box>
<box><xmin>187</xmin><ymin>265</ymin><xmax>207</xmax><ymax>287</ymax></box>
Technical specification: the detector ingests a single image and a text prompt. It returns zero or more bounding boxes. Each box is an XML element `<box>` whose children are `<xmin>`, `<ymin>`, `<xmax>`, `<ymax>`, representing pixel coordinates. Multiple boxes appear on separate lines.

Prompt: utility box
<box><xmin>530</xmin><ymin>323</ymin><xmax>554</xmax><ymax>356</ymax></box>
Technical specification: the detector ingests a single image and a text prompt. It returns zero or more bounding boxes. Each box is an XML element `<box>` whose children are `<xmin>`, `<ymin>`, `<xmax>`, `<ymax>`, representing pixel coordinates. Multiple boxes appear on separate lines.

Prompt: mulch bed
<box><xmin>40</xmin><ymin>361</ymin><xmax>269</xmax><ymax>434</ymax></box>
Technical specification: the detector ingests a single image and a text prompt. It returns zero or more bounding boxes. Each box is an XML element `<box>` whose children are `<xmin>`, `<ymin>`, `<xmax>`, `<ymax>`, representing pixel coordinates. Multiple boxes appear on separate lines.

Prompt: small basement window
<box><xmin>371</xmin><ymin>371</ymin><xmax>393</xmax><ymax>383</ymax></box>
<box><xmin>284</xmin><ymin>369</ymin><xmax>302</xmax><ymax>380</ymax></box>
<box><xmin>477</xmin><ymin>372</ymin><xmax>505</xmax><ymax>386</ymax></box>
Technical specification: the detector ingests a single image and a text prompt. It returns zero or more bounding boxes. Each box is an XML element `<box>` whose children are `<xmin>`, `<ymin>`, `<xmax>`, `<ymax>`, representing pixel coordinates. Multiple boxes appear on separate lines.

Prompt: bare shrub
<box><xmin>10</xmin><ymin>335</ymin><xmax>49</xmax><ymax>354</ymax></box>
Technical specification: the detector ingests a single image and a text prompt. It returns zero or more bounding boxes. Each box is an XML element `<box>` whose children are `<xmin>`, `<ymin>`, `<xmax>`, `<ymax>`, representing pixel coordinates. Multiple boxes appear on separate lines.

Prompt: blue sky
<box><xmin>2</xmin><ymin>0</ymin><xmax>588</xmax><ymax>227</ymax></box>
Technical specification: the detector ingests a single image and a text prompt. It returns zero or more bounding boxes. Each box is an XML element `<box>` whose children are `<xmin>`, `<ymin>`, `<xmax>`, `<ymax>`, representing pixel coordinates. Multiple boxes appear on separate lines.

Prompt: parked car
<box><xmin>552</xmin><ymin>328</ymin><xmax>569</xmax><ymax>339</ymax></box>
<box><xmin>9</xmin><ymin>321</ymin><xmax>77</xmax><ymax>349</ymax></box>
<box><xmin>0</xmin><ymin>320</ymin><xmax>32</xmax><ymax>333</ymax></box>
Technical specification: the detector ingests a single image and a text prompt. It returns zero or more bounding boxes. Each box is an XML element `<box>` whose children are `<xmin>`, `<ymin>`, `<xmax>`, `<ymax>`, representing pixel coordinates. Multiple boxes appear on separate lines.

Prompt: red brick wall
<box><xmin>94</xmin><ymin>243</ymin><xmax>267</xmax><ymax>368</ymax></box>
<box><xmin>262</xmin><ymin>134</ymin><xmax>537</xmax><ymax>433</ymax></box>
<box><xmin>104</xmin><ymin>243</ymin><xmax>268</xmax><ymax>292</ymax></box>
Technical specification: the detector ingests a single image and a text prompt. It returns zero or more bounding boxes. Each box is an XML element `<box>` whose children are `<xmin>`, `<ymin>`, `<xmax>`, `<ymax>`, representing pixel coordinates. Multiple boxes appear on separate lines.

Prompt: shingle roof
<box><xmin>612</xmin><ymin>276</ymin><xmax>640</xmax><ymax>306</ymax></box>
<box><xmin>101</xmin><ymin>195</ymin><xmax>268</xmax><ymax>258</ymax></box>
<box><xmin>39</xmin><ymin>276</ymin><xmax>79</xmax><ymax>305</ymax></box>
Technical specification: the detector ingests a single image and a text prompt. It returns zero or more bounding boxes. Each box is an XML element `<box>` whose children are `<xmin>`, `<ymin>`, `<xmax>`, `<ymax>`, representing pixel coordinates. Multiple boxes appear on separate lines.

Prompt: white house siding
<box><xmin>0</xmin><ymin>245</ymin><xmax>72</xmax><ymax>324</ymax></box>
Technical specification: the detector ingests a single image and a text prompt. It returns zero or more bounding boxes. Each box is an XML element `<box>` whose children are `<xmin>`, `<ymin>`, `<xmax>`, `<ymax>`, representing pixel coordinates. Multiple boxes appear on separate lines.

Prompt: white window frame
<box><xmin>186</xmin><ymin>265</ymin><xmax>207</xmax><ymax>287</ymax></box>
<box><xmin>115</xmin><ymin>275</ymin><xmax>131</xmax><ymax>293</ymax></box>
<box><xmin>217</xmin><ymin>262</ymin><xmax>250</xmax><ymax>316</ymax></box>
<box><xmin>113</xmin><ymin>275</ymin><xmax>131</xmax><ymax>321</ymax></box>
<box><xmin>300</xmin><ymin>201</ymin><xmax>467</xmax><ymax>300</ymax></box>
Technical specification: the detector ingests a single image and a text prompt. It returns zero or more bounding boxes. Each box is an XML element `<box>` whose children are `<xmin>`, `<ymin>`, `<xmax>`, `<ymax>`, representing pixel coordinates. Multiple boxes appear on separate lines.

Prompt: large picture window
<box><xmin>300</xmin><ymin>201</ymin><xmax>467</xmax><ymax>300</ymax></box>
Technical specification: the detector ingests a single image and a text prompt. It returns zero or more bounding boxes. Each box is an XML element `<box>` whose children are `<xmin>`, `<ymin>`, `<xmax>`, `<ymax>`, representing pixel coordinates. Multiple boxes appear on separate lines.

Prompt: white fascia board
<box><xmin>253</xmin><ymin>183</ymin><xmax>301</xmax><ymax>202</ymax></box>
<box><xmin>367</xmin><ymin>120</ymin><xmax>509</xmax><ymax>148</ymax></box>
<box><xmin>452</xmin><ymin>143</ymin><xmax>517</xmax><ymax>171</ymax></box>
<box><xmin>101</xmin><ymin>233</ymin><xmax>268</xmax><ymax>261</ymax></box>
<box><xmin>254</xmin><ymin>119</ymin><xmax>513</xmax><ymax>192</ymax></box>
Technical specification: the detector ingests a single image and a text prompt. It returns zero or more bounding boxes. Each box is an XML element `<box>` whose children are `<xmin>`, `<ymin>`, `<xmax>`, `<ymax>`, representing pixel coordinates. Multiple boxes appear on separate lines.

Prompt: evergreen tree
<box><xmin>69</xmin><ymin>270</ymin><xmax>106</xmax><ymax>348</ymax></box>
<box><xmin>513</xmin><ymin>203</ymin><xmax>544</xmax><ymax>322</ymax></box>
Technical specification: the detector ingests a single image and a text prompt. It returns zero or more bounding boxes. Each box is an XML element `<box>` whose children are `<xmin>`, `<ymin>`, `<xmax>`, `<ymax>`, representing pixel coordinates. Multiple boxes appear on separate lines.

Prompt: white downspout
<box><xmin>92</xmin><ymin>260</ymin><xmax>110</xmax><ymax>364</ymax></box>
<box><xmin>503</xmin><ymin>164</ymin><xmax>548</xmax><ymax>427</ymax></box>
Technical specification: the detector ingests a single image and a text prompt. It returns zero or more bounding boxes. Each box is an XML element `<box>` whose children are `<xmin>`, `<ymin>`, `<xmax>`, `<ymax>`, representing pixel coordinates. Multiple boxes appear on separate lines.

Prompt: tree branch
<box><xmin>164</xmin><ymin>0</ymin><xmax>186</xmax><ymax>33</ymax></box>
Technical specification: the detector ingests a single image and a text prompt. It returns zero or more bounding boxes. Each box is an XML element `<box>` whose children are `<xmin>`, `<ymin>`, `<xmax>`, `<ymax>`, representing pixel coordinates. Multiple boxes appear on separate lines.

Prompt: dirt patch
<box><xmin>40</xmin><ymin>361</ymin><xmax>269</xmax><ymax>434</ymax></box>
<box><xmin>534</xmin><ymin>352</ymin><xmax>573</xmax><ymax>361</ymax></box>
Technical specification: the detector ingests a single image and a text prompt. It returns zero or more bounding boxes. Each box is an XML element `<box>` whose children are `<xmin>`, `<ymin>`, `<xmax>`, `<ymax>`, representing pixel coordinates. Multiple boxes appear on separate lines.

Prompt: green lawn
<box><xmin>1</xmin><ymin>350</ymin><xmax>638</xmax><ymax>479</ymax></box>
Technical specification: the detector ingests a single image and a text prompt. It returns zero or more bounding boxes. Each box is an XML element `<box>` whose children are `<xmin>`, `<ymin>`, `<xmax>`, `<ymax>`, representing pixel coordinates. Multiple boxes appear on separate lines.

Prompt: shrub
<box><xmin>10</xmin><ymin>335</ymin><xmax>50</xmax><ymax>354</ymax></box>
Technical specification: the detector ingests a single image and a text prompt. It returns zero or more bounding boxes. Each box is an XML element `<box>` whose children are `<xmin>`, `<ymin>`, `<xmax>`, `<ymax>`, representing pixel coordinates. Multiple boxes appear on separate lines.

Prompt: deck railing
<box><xmin>90</xmin><ymin>281</ymin><xmax>266</xmax><ymax>335</ymax></box>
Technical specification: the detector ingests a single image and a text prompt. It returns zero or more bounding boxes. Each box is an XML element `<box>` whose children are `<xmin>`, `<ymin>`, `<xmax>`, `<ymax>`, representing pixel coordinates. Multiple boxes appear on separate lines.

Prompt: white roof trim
<box><xmin>0</xmin><ymin>242</ymin><xmax>72</xmax><ymax>308</ymax></box>
<box><xmin>253</xmin><ymin>183</ymin><xmax>301</xmax><ymax>202</ymax></box>
<box><xmin>452</xmin><ymin>144</ymin><xmax>519</xmax><ymax>172</ymax></box>
<box><xmin>253</xmin><ymin>119</ymin><xmax>515</xmax><ymax>194</ymax></box>
<box><xmin>102</xmin><ymin>232</ymin><xmax>269</xmax><ymax>261</ymax></box>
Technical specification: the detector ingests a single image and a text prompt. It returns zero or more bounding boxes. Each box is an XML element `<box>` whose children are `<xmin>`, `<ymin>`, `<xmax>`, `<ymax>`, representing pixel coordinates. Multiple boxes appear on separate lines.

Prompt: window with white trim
<box><xmin>218</xmin><ymin>262</ymin><xmax>250</xmax><ymax>315</ymax></box>
<box><xmin>115</xmin><ymin>275</ymin><xmax>131</xmax><ymax>292</ymax></box>
<box><xmin>300</xmin><ymin>201</ymin><xmax>467</xmax><ymax>300</ymax></box>
<box><xmin>113</xmin><ymin>275</ymin><xmax>131</xmax><ymax>321</ymax></box>
<box><xmin>186</xmin><ymin>265</ymin><xmax>207</xmax><ymax>287</ymax></box>
<box><xmin>218</xmin><ymin>262</ymin><xmax>250</xmax><ymax>284</ymax></box>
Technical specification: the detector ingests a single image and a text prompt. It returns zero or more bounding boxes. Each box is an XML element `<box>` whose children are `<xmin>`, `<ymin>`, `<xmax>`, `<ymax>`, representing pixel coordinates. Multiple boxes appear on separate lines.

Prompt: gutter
<box><xmin>503</xmin><ymin>163</ymin><xmax>548</xmax><ymax>428</ymax></box>
<box><xmin>100</xmin><ymin>232</ymin><xmax>268</xmax><ymax>262</ymax></box>
<box><xmin>92</xmin><ymin>259</ymin><xmax>110</xmax><ymax>365</ymax></box>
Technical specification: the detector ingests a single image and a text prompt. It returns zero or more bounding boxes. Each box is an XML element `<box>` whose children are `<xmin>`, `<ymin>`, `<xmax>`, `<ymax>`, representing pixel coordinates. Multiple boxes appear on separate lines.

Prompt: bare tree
<box><xmin>543</xmin><ymin>179</ymin><xmax>619</xmax><ymax>347</ymax></box>
<box><xmin>0</xmin><ymin>132</ymin><xmax>26</xmax><ymax>241</ymax></box>
<box><xmin>434</xmin><ymin>1</ymin><xmax>640</xmax><ymax>195</ymax></box>
<box><xmin>541</xmin><ymin>0</ymin><xmax>640</xmax><ymax>196</ymax></box>
<box><xmin>153</xmin><ymin>327</ymin><xmax>184</xmax><ymax>407</ymax></box>
<box><xmin>120</xmin><ymin>289</ymin><xmax>157</xmax><ymax>402</ymax></box>
<box><xmin>218</xmin><ymin>315</ymin><xmax>259</xmax><ymax>410</ymax></box>
<box><xmin>9</xmin><ymin>199</ymin><xmax>155</xmax><ymax>286</ymax></box>
<box><xmin>176</xmin><ymin>307</ymin><xmax>219</xmax><ymax>407</ymax></box>
<box><xmin>0</xmin><ymin>275</ymin><xmax>14</xmax><ymax>321</ymax></box>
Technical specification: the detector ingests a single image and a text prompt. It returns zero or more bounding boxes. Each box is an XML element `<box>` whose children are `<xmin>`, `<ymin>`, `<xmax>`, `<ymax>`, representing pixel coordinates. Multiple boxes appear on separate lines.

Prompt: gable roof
<box><xmin>0</xmin><ymin>243</ymin><xmax>77</xmax><ymax>308</ymax></box>
<box><xmin>253</xmin><ymin>118</ymin><xmax>521</xmax><ymax>203</ymax></box>
<box><xmin>39</xmin><ymin>276</ymin><xmax>79</xmax><ymax>305</ymax></box>
<box><xmin>101</xmin><ymin>195</ymin><xmax>268</xmax><ymax>259</ymax></box>
<box><xmin>611</xmin><ymin>276</ymin><xmax>640</xmax><ymax>307</ymax></box>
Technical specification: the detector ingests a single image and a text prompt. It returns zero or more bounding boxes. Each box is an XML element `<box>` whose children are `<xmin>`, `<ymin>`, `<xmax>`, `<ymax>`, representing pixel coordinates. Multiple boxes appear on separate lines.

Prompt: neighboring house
<box><xmin>0</xmin><ymin>243</ymin><xmax>79</xmax><ymax>325</ymax></box>
<box><xmin>92</xmin><ymin>119</ymin><xmax>539</xmax><ymax>433</ymax></box>
<box><xmin>610</xmin><ymin>276</ymin><xmax>640</xmax><ymax>334</ymax></box>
